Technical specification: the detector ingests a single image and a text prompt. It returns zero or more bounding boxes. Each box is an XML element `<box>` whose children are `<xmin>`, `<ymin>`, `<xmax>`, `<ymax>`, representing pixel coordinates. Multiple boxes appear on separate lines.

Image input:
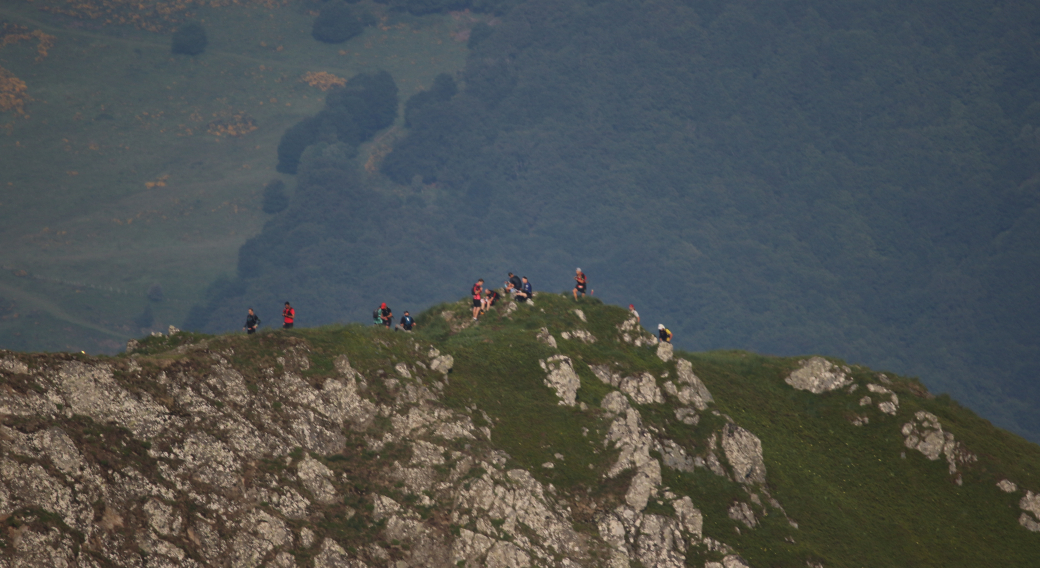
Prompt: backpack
<box><xmin>373</xmin><ymin>309</ymin><xmax>381</xmax><ymax>324</ymax></box>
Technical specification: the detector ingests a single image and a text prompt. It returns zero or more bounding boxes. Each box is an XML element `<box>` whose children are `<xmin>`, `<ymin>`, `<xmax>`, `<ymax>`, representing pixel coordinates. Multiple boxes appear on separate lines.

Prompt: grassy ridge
<box><xmin>121</xmin><ymin>292</ymin><xmax>1040</xmax><ymax>566</ymax></box>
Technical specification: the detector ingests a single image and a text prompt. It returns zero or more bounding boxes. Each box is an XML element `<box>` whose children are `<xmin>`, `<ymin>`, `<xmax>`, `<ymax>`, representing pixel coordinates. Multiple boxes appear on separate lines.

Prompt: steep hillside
<box><xmin>1</xmin><ymin>294</ymin><xmax>1038</xmax><ymax>567</ymax></box>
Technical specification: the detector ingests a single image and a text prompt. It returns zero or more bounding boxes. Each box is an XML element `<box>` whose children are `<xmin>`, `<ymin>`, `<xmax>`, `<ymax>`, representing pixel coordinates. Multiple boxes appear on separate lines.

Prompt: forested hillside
<box><xmin>186</xmin><ymin>0</ymin><xmax>1040</xmax><ymax>442</ymax></box>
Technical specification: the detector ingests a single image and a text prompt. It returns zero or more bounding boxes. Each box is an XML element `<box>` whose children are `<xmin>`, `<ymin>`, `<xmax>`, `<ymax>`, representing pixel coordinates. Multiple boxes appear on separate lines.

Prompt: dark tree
<box><xmin>171</xmin><ymin>23</ymin><xmax>208</xmax><ymax>56</ymax></box>
<box><xmin>312</xmin><ymin>2</ymin><xmax>371</xmax><ymax>43</ymax></box>
<box><xmin>262</xmin><ymin>180</ymin><xmax>290</xmax><ymax>214</ymax></box>
<box><xmin>276</xmin><ymin>117</ymin><xmax>321</xmax><ymax>174</ymax></box>
<box><xmin>147</xmin><ymin>283</ymin><xmax>164</xmax><ymax>303</ymax></box>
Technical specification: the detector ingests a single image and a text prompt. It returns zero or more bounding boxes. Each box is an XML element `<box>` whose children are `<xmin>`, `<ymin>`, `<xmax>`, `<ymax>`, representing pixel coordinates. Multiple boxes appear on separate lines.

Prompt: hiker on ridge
<box><xmin>483</xmin><ymin>288</ymin><xmax>500</xmax><ymax>311</ymax></box>
<box><xmin>629</xmin><ymin>304</ymin><xmax>640</xmax><ymax>324</ymax></box>
<box><xmin>244</xmin><ymin>308</ymin><xmax>261</xmax><ymax>334</ymax></box>
<box><xmin>379</xmin><ymin>303</ymin><xmax>393</xmax><ymax>328</ymax></box>
<box><xmin>506</xmin><ymin>272</ymin><xmax>522</xmax><ymax>294</ymax></box>
<box><xmin>573</xmin><ymin>268</ymin><xmax>588</xmax><ymax>300</ymax></box>
<box><xmin>396</xmin><ymin>311</ymin><xmax>416</xmax><ymax>332</ymax></box>
<box><xmin>282</xmin><ymin>302</ymin><xmax>295</xmax><ymax>329</ymax></box>
<box><xmin>658</xmin><ymin>324</ymin><xmax>672</xmax><ymax>343</ymax></box>
<box><xmin>472</xmin><ymin>279</ymin><xmax>484</xmax><ymax>321</ymax></box>
<box><xmin>516</xmin><ymin>276</ymin><xmax>533</xmax><ymax>302</ymax></box>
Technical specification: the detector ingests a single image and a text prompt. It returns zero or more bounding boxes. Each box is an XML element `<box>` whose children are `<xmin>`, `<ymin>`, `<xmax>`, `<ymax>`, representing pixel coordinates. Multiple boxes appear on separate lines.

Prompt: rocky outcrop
<box><xmin>560</xmin><ymin>329</ymin><xmax>597</xmax><ymax>343</ymax></box>
<box><xmin>1020</xmin><ymin>491</ymin><xmax>1040</xmax><ymax>532</ymax></box>
<box><xmin>540</xmin><ymin>355</ymin><xmax>581</xmax><ymax>406</ymax></box>
<box><xmin>656</xmin><ymin>341</ymin><xmax>674</xmax><ymax>362</ymax></box>
<box><xmin>901</xmin><ymin>411</ymin><xmax>977</xmax><ymax>478</ymax></box>
<box><xmin>617</xmin><ymin>315</ymin><xmax>653</xmax><ymax>347</ymax></box>
<box><xmin>786</xmin><ymin>357</ymin><xmax>852</xmax><ymax>393</ymax></box>
<box><xmin>721</xmin><ymin>423</ymin><xmax>767</xmax><ymax>485</ymax></box>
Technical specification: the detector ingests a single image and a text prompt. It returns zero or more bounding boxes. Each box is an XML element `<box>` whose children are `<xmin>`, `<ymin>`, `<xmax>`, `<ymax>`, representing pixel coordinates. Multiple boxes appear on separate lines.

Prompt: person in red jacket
<box><xmin>282</xmin><ymin>302</ymin><xmax>295</xmax><ymax>329</ymax></box>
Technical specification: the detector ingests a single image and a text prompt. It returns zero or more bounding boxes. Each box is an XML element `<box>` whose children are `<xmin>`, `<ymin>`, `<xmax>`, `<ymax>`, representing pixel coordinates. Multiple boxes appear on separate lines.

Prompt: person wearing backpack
<box><xmin>379</xmin><ymin>303</ymin><xmax>393</xmax><ymax>328</ymax></box>
<box><xmin>658</xmin><ymin>324</ymin><xmax>672</xmax><ymax>343</ymax></box>
<box><xmin>244</xmin><ymin>308</ymin><xmax>261</xmax><ymax>334</ymax></box>
<box><xmin>573</xmin><ymin>268</ymin><xmax>588</xmax><ymax>300</ymax></box>
<box><xmin>471</xmin><ymin>279</ymin><xmax>484</xmax><ymax>321</ymax></box>
<box><xmin>282</xmin><ymin>302</ymin><xmax>295</xmax><ymax>329</ymax></box>
<box><xmin>396</xmin><ymin>311</ymin><xmax>416</xmax><ymax>332</ymax></box>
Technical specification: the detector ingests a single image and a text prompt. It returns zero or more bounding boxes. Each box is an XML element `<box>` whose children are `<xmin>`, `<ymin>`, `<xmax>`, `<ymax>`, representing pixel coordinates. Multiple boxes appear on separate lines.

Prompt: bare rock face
<box><xmin>560</xmin><ymin>329</ymin><xmax>597</xmax><ymax>343</ymax></box>
<box><xmin>721</xmin><ymin>423</ymin><xmax>767</xmax><ymax>485</ymax></box>
<box><xmin>674</xmin><ymin>359</ymin><xmax>713</xmax><ymax>410</ymax></box>
<box><xmin>536</xmin><ymin>327</ymin><xmax>558</xmax><ymax>348</ymax></box>
<box><xmin>618</xmin><ymin>373</ymin><xmax>664</xmax><ymax>405</ymax></box>
<box><xmin>617</xmin><ymin>315</ymin><xmax>653</xmax><ymax>347</ymax></box>
<box><xmin>540</xmin><ymin>355</ymin><xmax>581</xmax><ymax>406</ymax></box>
<box><xmin>656</xmin><ymin>341</ymin><xmax>674</xmax><ymax>362</ymax></box>
<box><xmin>901</xmin><ymin>411</ymin><xmax>977</xmax><ymax>475</ymax></box>
<box><xmin>786</xmin><ymin>356</ymin><xmax>852</xmax><ymax>393</ymax></box>
<box><xmin>998</xmin><ymin>479</ymin><xmax>1018</xmax><ymax>493</ymax></box>
<box><xmin>867</xmin><ymin>383</ymin><xmax>900</xmax><ymax>415</ymax></box>
<box><xmin>1020</xmin><ymin>491</ymin><xmax>1040</xmax><ymax>532</ymax></box>
<box><xmin>728</xmin><ymin>501</ymin><xmax>758</xmax><ymax>528</ymax></box>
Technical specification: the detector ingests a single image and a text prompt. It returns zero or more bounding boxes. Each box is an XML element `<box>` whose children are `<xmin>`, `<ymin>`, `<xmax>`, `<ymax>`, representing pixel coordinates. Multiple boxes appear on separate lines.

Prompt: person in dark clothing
<box><xmin>483</xmin><ymin>288</ymin><xmax>500</xmax><ymax>311</ymax></box>
<box><xmin>396</xmin><ymin>311</ymin><xmax>416</xmax><ymax>331</ymax></box>
<box><xmin>282</xmin><ymin>302</ymin><xmax>295</xmax><ymax>329</ymax></box>
<box><xmin>506</xmin><ymin>272</ymin><xmax>522</xmax><ymax>294</ymax></box>
<box><xmin>516</xmin><ymin>276</ymin><xmax>533</xmax><ymax>302</ymax></box>
<box><xmin>471</xmin><ymin>279</ymin><xmax>484</xmax><ymax>320</ymax></box>
<box><xmin>379</xmin><ymin>302</ymin><xmax>393</xmax><ymax>328</ymax></box>
<box><xmin>658</xmin><ymin>324</ymin><xmax>672</xmax><ymax>343</ymax></box>
<box><xmin>244</xmin><ymin>308</ymin><xmax>260</xmax><ymax>334</ymax></box>
<box><xmin>573</xmin><ymin>268</ymin><xmax>587</xmax><ymax>300</ymax></box>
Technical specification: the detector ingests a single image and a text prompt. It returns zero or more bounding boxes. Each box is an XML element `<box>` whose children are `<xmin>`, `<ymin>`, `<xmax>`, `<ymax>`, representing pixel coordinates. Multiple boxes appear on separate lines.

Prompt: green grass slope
<box><xmin>125</xmin><ymin>291</ymin><xmax>1040</xmax><ymax>566</ymax></box>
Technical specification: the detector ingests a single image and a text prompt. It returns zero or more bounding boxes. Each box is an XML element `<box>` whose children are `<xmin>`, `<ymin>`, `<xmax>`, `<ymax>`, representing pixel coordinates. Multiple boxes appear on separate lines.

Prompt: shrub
<box><xmin>262</xmin><ymin>180</ymin><xmax>289</xmax><ymax>214</ymax></box>
<box><xmin>312</xmin><ymin>2</ymin><xmax>370</xmax><ymax>44</ymax></box>
<box><xmin>171</xmin><ymin>23</ymin><xmax>207</xmax><ymax>56</ymax></box>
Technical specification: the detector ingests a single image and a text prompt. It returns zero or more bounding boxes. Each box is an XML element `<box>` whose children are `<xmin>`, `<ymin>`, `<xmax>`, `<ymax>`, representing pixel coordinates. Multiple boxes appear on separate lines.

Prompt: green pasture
<box><xmin>0</xmin><ymin>0</ymin><xmax>468</xmax><ymax>353</ymax></box>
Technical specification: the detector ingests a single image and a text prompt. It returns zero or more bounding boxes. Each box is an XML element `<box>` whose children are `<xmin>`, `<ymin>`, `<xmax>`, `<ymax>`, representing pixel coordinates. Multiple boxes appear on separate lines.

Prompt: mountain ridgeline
<box><xmin>3</xmin><ymin>296</ymin><xmax>1039</xmax><ymax>566</ymax></box>
<box><xmin>185</xmin><ymin>0</ymin><xmax>1040</xmax><ymax>446</ymax></box>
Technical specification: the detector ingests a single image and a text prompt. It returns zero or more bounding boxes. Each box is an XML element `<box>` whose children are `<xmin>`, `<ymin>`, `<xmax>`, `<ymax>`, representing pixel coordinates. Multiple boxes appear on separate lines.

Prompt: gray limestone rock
<box><xmin>998</xmin><ymin>479</ymin><xmax>1018</xmax><ymax>493</ymax></box>
<box><xmin>1020</xmin><ymin>491</ymin><xmax>1040</xmax><ymax>532</ymax></box>
<box><xmin>657</xmin><ymin>341</ymin><xmax>674</xmax><ymax>362</ymax></box>
<box><xmin>901</xmin><ymin>411</ymin><xmax>977</xmax><ymax>475</ymax></box>
<box><xmin>675</xmin><ymin>359</ymin><xmax>714</xmax><ymax>410</ymax></box>
<box><xmin>785</xmin><ymin>357</ymin><xmax>851</xmax><ymax>394</ymax></box>
<box><xmin>536</xmin><ymin>327</ymin><xmax>558</xmax><ymax>348</ymax></box>
<box><xmin>561</xmin><ymin>329</ymin><xmax>597</xmax><ymax>343</ymax></box>
<box><xmin>721</xmin><ymin>423</ymin><xmax>767</xmax><ymax>485</ymax></box>
<box><xmin>728</xmin><ymin>501</ymin><xmax>758</xmax><ymax>528</ymax></box>
<box><xmin>540</xmin><ymin>355</ymin><xmax>581</xmax><ymax>406</ymax></box>
<box><xmin>619</xmin><ymin>372</ymin><xmax>664</xmax><ymax>405</ymax></box>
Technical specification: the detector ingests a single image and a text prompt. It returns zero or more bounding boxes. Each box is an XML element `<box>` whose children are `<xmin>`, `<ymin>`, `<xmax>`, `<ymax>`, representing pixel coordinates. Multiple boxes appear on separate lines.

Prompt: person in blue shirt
<box><xmin>516</xmin><ymin>276</ymin><xmax>533</xmax><ymax>302</ymax></box>
<box><xmin>396</xmin><ymin>311</ymin><xmax>416</xmax><ymax>332</ymax></box>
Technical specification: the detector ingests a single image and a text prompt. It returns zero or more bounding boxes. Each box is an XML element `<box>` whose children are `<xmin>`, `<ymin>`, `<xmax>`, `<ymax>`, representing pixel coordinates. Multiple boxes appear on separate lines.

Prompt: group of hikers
<box><xmin>242</xmin><ymin>268</ymin><xmax>674</xmax><ymax>342</ymax></box>
<box><xmin>468</xmin><ymin>271</ymin><xmax>536</xmax><ymax>321</ymax></box>
<box><xmin>243</xmin><ymin>302</ymin><xmax>294</xmax><ymax>334</ymax></box>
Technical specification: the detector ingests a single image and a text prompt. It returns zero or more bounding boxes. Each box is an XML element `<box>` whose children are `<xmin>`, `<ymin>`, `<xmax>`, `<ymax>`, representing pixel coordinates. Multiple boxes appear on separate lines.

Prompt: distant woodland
<box><xmin>186</xmin><ymin>0</ymin><xmax>1040</xmax><ymax>441</ymax></box>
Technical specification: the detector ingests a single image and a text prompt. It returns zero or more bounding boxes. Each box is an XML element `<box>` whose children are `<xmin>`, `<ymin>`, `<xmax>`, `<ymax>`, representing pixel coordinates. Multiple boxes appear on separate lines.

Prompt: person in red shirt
<box><xmin>282</xmin><ymin>302</ymin><xmax>295</xmax><ymax>329</ymax></box>
<box><xmin>471</xmin><ymin>279</ymin><xmax>484</xmax><ymax>321</ymax></box>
